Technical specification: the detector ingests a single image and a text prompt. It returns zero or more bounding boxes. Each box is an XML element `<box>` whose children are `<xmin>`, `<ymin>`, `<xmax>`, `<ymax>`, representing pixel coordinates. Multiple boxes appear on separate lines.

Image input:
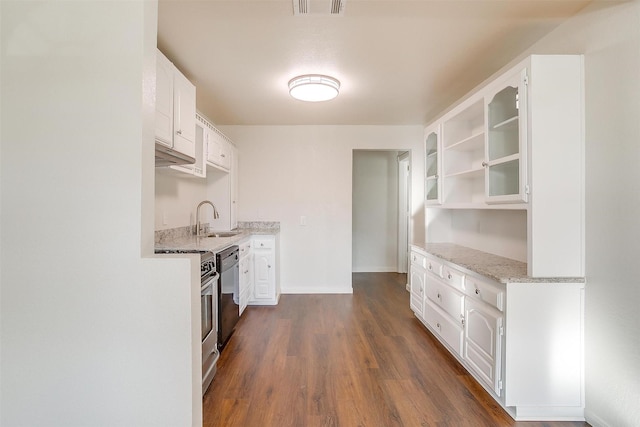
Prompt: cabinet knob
<box><xmin>176</xmin><ymin>129</ymin><xmax>182</xmax><ymax>135</ymax></box>
<box><xmin>434</xmin><ymin>174</ymin><xmax>439</xmax><ymax>179</ymax></box>
<box><xmin>436</xmin><ymin>322</ymin><xmax>441</xmax><ymax>329</ymax></box>
<box><xmin>482</xmin><ymin>161</ymin><xmax>488</xmax><ymax>167</ymax></box>
<box><xmin>475</xmin><ymin>288</ymin><xmax>480</xmax><ymax>295</ymax></box>
<box><xmin>268</xmin><ymin>265</ymin><xmax>271</xmax><ymax>268</ymax></box>
<box><xmin>447</xmin><ymin>273</ymin><xmax>452</xmax><ymax>279</ymax></box>
<box><xmin>437</xmin><ymin>293</ymin><xmax>441</xmax><ymax>299</ymax></box>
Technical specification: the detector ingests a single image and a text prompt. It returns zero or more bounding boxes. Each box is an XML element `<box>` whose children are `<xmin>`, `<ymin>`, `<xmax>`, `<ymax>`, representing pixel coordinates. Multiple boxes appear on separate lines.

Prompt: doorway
<box><xmin>352</xmin><ymin>150</ymin><xmax>411</xmax><ymax>274</ymax></box>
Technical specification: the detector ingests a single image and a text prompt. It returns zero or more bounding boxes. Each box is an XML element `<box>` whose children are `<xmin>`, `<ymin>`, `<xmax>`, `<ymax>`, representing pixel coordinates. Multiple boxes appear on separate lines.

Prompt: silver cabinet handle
<box><xmin>437</xmin><ymin>293</ymin><xmax>441</xmax><ymax>299</ymax></box>
<box><xmin>475</xmin><ymin>288</ymin><xmax>480</xmax><ymax>295</ymax></box>
<box><xmin>482</xmin><ymin>161</ymin><xmax>488</xmax><ymax>167</ymax></box>
<box><xmin>428</xmin><ymin>263</ymin><xmax>432</xmax><ymax>270</ymax></box>
<box><xmin>448</xmin><ymin>273</ymin><xmax>452</xmax><ymax>279</ymax></box>
<box><xmin>176</xmin><ymin>129</ymin><xmax>182</xmax><ymax>135</ymax></box>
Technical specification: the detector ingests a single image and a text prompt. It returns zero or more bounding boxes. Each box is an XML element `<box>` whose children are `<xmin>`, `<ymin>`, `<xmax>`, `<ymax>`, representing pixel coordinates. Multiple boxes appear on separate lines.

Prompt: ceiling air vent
<box><xmin>293</xmin><ymin>0</ymin><xmax>345</xmax><ymax>16</ymax></box>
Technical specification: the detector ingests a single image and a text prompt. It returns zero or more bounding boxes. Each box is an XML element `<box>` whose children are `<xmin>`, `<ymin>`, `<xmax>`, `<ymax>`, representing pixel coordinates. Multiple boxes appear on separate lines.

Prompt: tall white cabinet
<box><xmin>413</xmin><ymin>55</ymin><xmax>586</xmax><ymax>422</ymax></box>
<box><xmin>426</xmin><ymin>55</ymin><xmax>584</xmax><ymax>278</ymax></box>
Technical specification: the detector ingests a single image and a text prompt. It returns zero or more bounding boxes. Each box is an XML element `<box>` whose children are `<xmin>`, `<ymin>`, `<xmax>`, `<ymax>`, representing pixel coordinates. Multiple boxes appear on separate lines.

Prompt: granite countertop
<box><xmin>155</xmin><ymin>221</ymin><xmax>279</xmax><ymax>254</ymax></box>
<box><xmin>422</xmin><ymin>243</ymin><xmax>585</xmax><ymax>284</ymax></box>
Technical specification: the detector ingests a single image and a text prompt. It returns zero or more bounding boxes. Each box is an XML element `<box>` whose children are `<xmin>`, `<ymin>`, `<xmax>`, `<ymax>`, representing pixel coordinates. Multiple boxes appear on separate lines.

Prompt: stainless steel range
<box><xmin>155</xmin><ymin>249</ymin><xmax>220</xmax><ymax>395</ymax></box>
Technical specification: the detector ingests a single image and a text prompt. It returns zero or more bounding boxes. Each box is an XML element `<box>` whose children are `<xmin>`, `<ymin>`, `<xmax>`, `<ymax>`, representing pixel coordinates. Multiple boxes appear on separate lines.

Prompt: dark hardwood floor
<box><xmin>203</xmin><ymin>272</ymin><xmax>589</xmax><ymax>427</ymax></box>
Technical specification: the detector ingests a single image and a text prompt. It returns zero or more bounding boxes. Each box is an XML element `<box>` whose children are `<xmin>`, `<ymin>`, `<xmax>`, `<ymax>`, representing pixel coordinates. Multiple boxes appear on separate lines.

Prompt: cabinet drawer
<box><xmin>465</xmin><ymin>275</ymin><xmax>504</xmax><ymax>312</ymax></box>
<box><xmin>441</xmin><ymin>265</ymin><xmax>465</xmax><ymax>291</ymax></box>
<box><xmin>253</xmin><ymin>237</ymin><xmax>274</xmax><ymax>250</ymax></box>
<box><xmin>424</xmin><ymin>300</ymin><xmax>464</xmax><ymax>356</ymax></box>
<box><xmin>410</xmin><ymin>251</ymin><xmax>426</xmax><ymax>268</ymax></box>
<box><xmin>425</xmin><ymin>277</ymin><xmax>464</xmax><ymax>322</ymax></box>
<box><xmin>425</xmin><ymin>256</ymin><xmax>443</xmax><ymax>277</ymax></box>
<box><xmin>239</xmin><ymin>239</ymin><xmax>252</xmax><ymax>257</ymax></box>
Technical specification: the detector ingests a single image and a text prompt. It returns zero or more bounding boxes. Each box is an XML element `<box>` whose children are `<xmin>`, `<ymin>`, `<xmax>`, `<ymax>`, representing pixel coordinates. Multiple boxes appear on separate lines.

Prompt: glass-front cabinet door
<box><xmin>425</xmin><ymin>124</ymin><xmax>441</xmax><ymax>205</ymax></box>
<box><xmin>484</xmin><ymin>69</ymin><xmax>528</xmax><ymax>204</ymax></box>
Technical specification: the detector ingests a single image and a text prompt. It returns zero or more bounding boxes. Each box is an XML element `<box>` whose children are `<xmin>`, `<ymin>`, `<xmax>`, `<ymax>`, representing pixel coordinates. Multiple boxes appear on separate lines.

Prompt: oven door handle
<box><xmin>201</xmin><ymin>273</ymin><xmax>219</xmax><ymax>293</ymax></box>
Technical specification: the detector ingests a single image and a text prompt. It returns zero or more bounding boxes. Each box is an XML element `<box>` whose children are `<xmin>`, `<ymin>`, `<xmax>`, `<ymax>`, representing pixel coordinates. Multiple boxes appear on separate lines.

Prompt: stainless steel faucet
<box><xmin>196</xmin><ymin>200</ymin><xmax>220</xmax><ymax>236</ymax></box>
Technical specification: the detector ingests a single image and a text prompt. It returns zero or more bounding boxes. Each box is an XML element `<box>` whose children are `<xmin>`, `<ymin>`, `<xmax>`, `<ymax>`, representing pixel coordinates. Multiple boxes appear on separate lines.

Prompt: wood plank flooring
<box><xmin>203</xmin><ymin>272</ymin><xmax>590</xmax><ymax>427</ymax></box>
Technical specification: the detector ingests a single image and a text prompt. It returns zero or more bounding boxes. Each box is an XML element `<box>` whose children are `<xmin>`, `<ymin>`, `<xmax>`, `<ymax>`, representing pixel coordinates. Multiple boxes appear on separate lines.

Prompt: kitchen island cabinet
<box><xmin>410</xmin><ymin>243</ymin><xmax>585</xmax><ymax>421</ymax></box>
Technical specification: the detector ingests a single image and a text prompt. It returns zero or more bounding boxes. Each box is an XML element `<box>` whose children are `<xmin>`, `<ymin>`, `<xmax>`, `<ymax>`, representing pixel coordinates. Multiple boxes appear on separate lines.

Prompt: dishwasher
<box><xmin>216</xmin><ymin>245</ymin><xmax>239</xmax><ymax>351</ymax></box>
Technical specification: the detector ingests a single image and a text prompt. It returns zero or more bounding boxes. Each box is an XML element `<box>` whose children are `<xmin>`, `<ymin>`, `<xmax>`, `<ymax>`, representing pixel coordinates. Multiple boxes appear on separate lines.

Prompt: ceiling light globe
<box><xmin>288</xmin><ymin>75</ymin><xmax>340</xmax><ymax>102</ymax></box>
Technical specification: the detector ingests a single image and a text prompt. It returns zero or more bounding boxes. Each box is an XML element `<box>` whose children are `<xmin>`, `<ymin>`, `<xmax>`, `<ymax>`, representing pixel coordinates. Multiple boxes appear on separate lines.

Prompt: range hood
<box><xmin>155</xmin><ymin>143</ymin><xmax>195</xmax><ymax>167</ymax></box>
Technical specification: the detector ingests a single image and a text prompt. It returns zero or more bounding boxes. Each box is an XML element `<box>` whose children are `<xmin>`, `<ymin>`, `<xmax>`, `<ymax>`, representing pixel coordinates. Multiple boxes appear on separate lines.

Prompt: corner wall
<box><xmin>0</xmin><ymin>2</ymin><xmax>200</xmax><ymax>426</ymax></box>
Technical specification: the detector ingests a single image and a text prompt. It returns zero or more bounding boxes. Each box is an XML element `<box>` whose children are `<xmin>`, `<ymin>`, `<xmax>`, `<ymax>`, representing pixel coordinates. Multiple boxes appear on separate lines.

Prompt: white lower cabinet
<box><xmin>409</xmin><ymin>247</ymin><xmax>426</xmax><ymax>318</ymax></box>
<box><xmin>464</xmin><ymin>297</ymin><xmax>503</xmax><ymax>395</ymax></box>
<box><xmin>412</xmin><ymin>249</ymin><xmax>585</xmax><ymax>421</ymax></box>
<box><xmin>249</xmin><ymin>235</ymin><xmax>280</xmax><ymax>305</ymax></box>
<box><xmin>238</xmin><ymin>238</ymin><xmax>253</xmax><ymax>316</ymax></box>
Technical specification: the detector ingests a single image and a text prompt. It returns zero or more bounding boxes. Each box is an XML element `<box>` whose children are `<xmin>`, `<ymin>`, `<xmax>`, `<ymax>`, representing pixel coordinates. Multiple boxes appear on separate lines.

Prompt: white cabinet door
<box><xmin>409</xmin><ymin>264</ymin><xmax>425</xmax><ymax>318</ymax></box>
<box><xmin>230</xmin><ymin>145</ymin><xmax>238</xmax><ymax>229</ymax></box>
<box><xmin>464</xmin><ymin>297</ymin><xmax>504</xmax><ymax>396</ymax></box>
<box><xmin>207</xmin><ymin>130</ymin><xmax>222</xmax><ymax>166</ymax></box>
<box><xmin>172</xmin><ymin>69</ymin><xmax>196</xmax><ymax>158</ymax></box>
<box><xmin>155</xmin><ymin>51</ymin><xmax>173</xmax><ymax>147</ymax></box>
<box><xmin>484</xmin><ymin>68</ymin><xmax>528</xmax><ymax>204</ymax></box>
<box><xmin>253</xmin><ymin>250</ymin><xmax>275</xmax><ymax>300</ymax></box>
<box><xmin>424</xmin><ymin>124</ymin><xmax>442</xmax><ymax>205</ymax></box>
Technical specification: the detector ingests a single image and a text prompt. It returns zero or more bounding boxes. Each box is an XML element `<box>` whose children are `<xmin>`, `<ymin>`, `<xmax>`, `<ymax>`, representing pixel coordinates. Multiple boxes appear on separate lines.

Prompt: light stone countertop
<box><xmin>421</xmin><ymin>243</ymin><xmax>585</xmax><ymax>284</ymax></box>
<box><xmin>155</xmin><ymin>222</ymin><xmax>279</xmax><ymax>254</ymax></box>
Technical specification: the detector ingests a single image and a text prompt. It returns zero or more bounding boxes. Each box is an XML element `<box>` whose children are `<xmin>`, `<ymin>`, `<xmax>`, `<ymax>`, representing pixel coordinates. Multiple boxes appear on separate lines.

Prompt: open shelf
<box><xmin>445</xmin><ymin>131</ymin><xmax>485</xmax><ymax>152</ymax></box>
<box><xmin>445</xmin><ymin>167</ymin><xmax>484</xmax><ymax>179</ymax></box>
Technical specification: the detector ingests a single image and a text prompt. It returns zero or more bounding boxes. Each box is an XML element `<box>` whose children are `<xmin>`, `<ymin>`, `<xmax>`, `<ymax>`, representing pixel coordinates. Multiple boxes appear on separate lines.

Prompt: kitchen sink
<box><xmin>206</xmin><ymin>231</ymin><xmax>241</xmax><ymax>238</ymax></box>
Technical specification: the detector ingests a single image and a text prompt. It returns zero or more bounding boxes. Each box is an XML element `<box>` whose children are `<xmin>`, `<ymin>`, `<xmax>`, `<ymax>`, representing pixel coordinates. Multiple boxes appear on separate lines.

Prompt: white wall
<box><xmin>220</xmin><ymin>125</ymin><xmax>423</xmax><ymax>294</ymax></box>
<box><xmin>155</xmin><ymin>168</ymin><xmax>209</xmax><ymax>230</ymax></box>
<box><xmin>518</xmin><ymin>2</ymin><xmax>640</xmax><ymax>426</ymax></box>
<box><xmin>0</xmin><ymin>2</ymin><xmax>201</xmax><ymax>426</ymax></box>
<box><xmin>352</xmin><ymin>150</ymin><xmax>399</xmax><ymax>272</ymax></box>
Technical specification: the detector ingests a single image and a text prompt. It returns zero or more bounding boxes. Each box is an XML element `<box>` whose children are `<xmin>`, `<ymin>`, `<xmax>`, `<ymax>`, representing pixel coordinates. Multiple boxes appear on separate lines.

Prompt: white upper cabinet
<box><xmin>155</xmin><ymin>49</ymin><xmax>196</xmax><ymax>160</ymax></box>
<box><xmin>155</xmin><ymin>51</ymin><xmax>174</xmax><ymax>147</ymax></box>
<box><xmin>430</xmin><ymin>54</ymin><xmax>582</xmax><ymax>214</ymax></box>
<box><xmin>207</xmin><ymin>129</ymin><xmax>232</xmax><ymax>171</ymax></box>
<box><xmin>172</xmin><ymin>69</ymin><xmax>196</xmax><ymax>157</ymax></box>
<box><xmin>424</xmin><ymin>124</ymin><xmax>442</xmax><ymax>205</ymax></box>
<box><xmin>484</xmin><ymin>68</ymin><xmax>528</xmax><ymax>204</ymax></box>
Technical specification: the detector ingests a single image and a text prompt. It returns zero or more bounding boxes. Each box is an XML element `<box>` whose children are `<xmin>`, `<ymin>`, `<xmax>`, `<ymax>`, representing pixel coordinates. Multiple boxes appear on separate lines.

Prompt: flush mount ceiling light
<box><xmin>288</xmin><ymin>74</ymin><xmax>340</xmax><ymax>102</ymax></box>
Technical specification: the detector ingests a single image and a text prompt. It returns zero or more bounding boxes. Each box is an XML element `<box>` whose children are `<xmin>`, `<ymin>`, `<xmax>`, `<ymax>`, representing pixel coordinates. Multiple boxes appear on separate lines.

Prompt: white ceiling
<box><xmin>157</xmin><ymin>0</ymin><xmax>593</xmax><ymax>126</ymax></box>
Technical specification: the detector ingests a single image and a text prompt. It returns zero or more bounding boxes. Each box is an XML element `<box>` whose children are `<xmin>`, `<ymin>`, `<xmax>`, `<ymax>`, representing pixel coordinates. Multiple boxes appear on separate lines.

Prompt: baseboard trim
<box><xmin>282</xmin><ymin>286</ymin><xmax>353</xmax><ymax>294</ymax></box>
<box><xmin>352</xmin><ymin>267</ymin><xmax>398</xmax><ymax>273</ymax></box>
<box><xmin>584</xmin><ymin>410</ymin><xmax>613</xmax><ymax>427</ymax></box>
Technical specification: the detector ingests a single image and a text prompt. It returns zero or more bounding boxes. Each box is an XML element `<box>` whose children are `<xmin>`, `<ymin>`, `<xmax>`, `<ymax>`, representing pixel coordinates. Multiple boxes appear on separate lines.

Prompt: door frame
<box><xmin>397</xmin><ymin>152</ymin><xmax>411</xmax><ymax>274</ymax></box>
